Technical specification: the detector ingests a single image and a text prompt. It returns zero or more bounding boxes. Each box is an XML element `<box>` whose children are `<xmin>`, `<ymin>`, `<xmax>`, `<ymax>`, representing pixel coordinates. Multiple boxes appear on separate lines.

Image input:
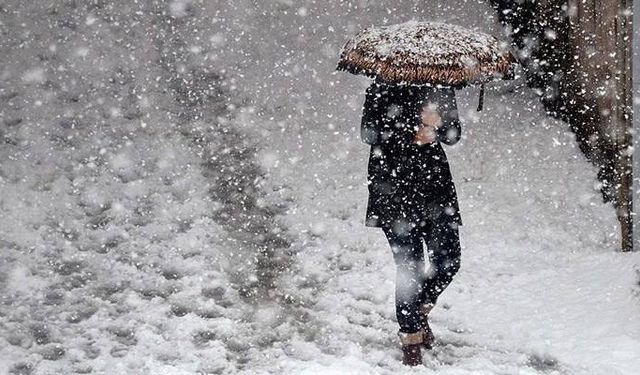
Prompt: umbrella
<box><xmin>336</xmin><ymin>21</ymin><xmax>517</xmax><ymax>110</ymax></box>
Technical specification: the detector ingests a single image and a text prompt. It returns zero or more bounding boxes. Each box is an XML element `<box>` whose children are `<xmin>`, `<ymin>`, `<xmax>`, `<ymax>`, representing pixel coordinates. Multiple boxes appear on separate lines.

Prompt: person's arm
<box><xmin>435</xmin><ymin>88</ymin><xmax>462</xmax><ymax>146</ymax></box>
<box><xmin>362</xmin><ymin>84</ymin><xmax>416</xmax><ymax>147</ymax></box>
<box><xmin>360</xmin><ymin>83</ymin><xmax>386</xmax><ymax>145</ymax></box>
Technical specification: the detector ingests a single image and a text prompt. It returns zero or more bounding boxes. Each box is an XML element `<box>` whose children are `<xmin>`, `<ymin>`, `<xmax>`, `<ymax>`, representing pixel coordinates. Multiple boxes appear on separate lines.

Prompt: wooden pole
<box><xmin>615</xmin><ymin>0</ymin><xmax>633</xmax><ymax>251</ymax></box>
<box><xmin>633</xmin><ymin>0</ymin><xmax>640</xmax><ymax>251</ymax></box>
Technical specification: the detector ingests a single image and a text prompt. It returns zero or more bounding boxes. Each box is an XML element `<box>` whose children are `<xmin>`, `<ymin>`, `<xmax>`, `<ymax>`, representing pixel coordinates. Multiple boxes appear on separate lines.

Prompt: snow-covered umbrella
<box><xmin>336</xmin><ymin>21</ymin><xmax>517</xmax><ymax>110</ymax></box>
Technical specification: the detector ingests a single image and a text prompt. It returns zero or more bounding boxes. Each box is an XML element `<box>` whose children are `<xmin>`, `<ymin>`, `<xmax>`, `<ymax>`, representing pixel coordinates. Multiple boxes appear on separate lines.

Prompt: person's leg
<box><xmin>421</xmin><ymin>220</ymin><xmax>461</xmax><ymax>306</ymax></box>
<box><xmin>381</xmin><ymin>224</ymin><xmax>426</xmax><ymax>334</ymax></box>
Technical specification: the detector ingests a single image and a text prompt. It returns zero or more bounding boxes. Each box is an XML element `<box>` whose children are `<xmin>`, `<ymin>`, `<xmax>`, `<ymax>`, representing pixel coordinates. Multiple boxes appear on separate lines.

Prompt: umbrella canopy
<box><xmin>336</xmin><ymin>21</ymin><xmax>516</xmax><ymax>87</ymax></box>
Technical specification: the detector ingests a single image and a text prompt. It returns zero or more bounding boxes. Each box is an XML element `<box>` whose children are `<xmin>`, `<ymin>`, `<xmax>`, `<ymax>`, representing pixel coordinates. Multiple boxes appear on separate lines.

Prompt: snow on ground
<box><xmin>1</xmin><ymin>1</ymin><xmax>639</xmax><ymax>374</ymax></box>
<box><xmin>248</xmin><ymin>76</ymin><xmax>640</xmax><ymax>374</ymax></box>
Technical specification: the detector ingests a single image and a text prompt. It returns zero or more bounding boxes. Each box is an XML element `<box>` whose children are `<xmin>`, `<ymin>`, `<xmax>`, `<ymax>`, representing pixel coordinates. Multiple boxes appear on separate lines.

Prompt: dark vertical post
<box><xmin>633</xmin><ymin>0</ymin><xmax>639</xmax><ymax>250</ymax></box>
<box><xmin>616</xmin><ymin>0</ymin><xmax>633</xmax><ymax>251</ymax></box>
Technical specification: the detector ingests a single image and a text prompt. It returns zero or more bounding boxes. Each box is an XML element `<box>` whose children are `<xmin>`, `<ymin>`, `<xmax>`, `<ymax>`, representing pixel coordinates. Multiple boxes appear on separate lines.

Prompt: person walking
<box><xmin>361</xmin><ymin>80</ymin><xmax>463</xmax><ymax>366</ymax></box>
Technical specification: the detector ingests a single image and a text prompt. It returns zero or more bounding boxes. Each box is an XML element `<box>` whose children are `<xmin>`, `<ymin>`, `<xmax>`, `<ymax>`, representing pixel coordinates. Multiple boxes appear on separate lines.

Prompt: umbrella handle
<box><xmin>477</xmin><ymin>84</ymin><xmax>485</xmax><ymax>111</ymax></box>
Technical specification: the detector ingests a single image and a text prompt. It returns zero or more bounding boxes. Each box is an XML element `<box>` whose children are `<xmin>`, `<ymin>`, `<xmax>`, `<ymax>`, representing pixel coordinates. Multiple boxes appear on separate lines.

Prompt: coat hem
<box><xmin>364</xmin><ymin>216</ymin><xmax>462</xmax><ymax>228</ymax></box>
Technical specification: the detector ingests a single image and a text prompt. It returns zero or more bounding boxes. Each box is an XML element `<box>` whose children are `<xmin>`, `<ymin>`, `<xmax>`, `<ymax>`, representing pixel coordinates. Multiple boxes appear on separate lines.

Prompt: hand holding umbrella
<box><xmin>413</xmin><ymin>104</ymin><xmax>443</xmax><ymax>145</ymax></box>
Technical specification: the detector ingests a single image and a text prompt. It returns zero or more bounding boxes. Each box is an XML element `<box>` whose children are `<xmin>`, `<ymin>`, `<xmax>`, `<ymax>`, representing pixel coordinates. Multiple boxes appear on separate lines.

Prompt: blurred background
<box><xmin>0</xmin><ymin>1</ymin><xmax>638</xmax><ymax>374</ymax></box>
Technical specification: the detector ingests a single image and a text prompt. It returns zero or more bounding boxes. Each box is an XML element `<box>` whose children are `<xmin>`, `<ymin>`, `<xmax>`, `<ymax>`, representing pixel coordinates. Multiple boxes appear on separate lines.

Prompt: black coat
<box><xmin>361</xmin><ymin>82</ymin><xmax>463</xmax><ymax>230</ymax></box>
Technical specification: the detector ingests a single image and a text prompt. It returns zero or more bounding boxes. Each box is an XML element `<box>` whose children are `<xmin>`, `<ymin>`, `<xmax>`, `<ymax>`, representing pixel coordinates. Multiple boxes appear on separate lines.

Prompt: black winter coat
<box><xmin>361</xmin><ymin>82</ymin><xmax>463</xmax><ymax>230</ymax></box>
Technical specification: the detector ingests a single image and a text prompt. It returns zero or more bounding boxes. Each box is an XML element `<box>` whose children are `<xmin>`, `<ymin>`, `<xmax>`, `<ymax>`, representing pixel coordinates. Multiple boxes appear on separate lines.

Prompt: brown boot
<box><xmin>398</xmin><ymin>331</ymin><xmax>423</xmax><ymax>366</ymax></box>
<box><xmin>419</xmin><ymin>303</ymin><xmax>435</xmax><ymax>350</ymax></box>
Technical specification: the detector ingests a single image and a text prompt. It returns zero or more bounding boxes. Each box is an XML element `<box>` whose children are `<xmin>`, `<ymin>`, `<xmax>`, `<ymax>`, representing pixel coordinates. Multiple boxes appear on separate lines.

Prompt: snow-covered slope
<box><xmin>1</xmin><ymin>1</ymin><xmax>639</xmax><ymax>374</ymax></box>
<box><xmin>249</xmin><ymin>77</ymin><xmax>640</xmax><ymax>375</ymax></box>
<box><xmin>229</xmin><ymin>1</ymin><xmax>640</xmax><ymax>373</ymax></box>
<box><xmin>0</xmin><ymin>2</ymin><xmax>296</xmax><ymax>373</ymax></box>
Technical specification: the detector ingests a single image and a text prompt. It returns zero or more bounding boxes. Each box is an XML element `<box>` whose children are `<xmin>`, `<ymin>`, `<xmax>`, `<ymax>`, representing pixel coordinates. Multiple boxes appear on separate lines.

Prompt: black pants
<box><xmin>382</xmin><ymin>220</ymin><xmax>461</xmax><ymax>334</ymax></box>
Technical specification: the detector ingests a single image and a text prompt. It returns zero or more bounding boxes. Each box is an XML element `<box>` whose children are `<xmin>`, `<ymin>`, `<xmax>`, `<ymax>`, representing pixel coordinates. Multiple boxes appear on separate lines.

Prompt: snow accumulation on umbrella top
<box><xmin>359</xmin><ymin>21</ymin><xmax>504</xmax><ymax>65</ymax></box>
<box><xmin>337</xmin><ymin>20</ymin><xmax>515</xmax><ymax>86</ymax></box>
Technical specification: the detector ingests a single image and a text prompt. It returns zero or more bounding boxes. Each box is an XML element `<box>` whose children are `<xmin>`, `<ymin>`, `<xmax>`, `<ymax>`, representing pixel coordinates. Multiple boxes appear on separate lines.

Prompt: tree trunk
<box><xmin>613</xmin><ymin>0</ymin><xmax>633</xmax><ymax>251</ymax></box>
<box><xmin>490</xmin><ymin>0</ymin><xmax>634</xmax><ymax>251</ymax></box>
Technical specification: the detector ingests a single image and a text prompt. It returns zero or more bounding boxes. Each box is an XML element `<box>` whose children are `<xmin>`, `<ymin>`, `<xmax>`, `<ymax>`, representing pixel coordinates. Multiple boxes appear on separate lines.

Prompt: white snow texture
<box><xmin>0</xmin><ymin>1</ymin><xmax>639</xmax><ymax>374</ymax></box>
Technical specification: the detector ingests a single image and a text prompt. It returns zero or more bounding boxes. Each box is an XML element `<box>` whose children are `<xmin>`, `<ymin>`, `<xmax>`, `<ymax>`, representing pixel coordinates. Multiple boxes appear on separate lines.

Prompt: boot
<box><xmin>398</xmin><ymin>331</ymin><xmax>423</xmax><ymax>366</ymax></box>
<box><xmin>419</xmin><ymin>303</ymin><xmax>435</xmax><ymax>350</ymax></box>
